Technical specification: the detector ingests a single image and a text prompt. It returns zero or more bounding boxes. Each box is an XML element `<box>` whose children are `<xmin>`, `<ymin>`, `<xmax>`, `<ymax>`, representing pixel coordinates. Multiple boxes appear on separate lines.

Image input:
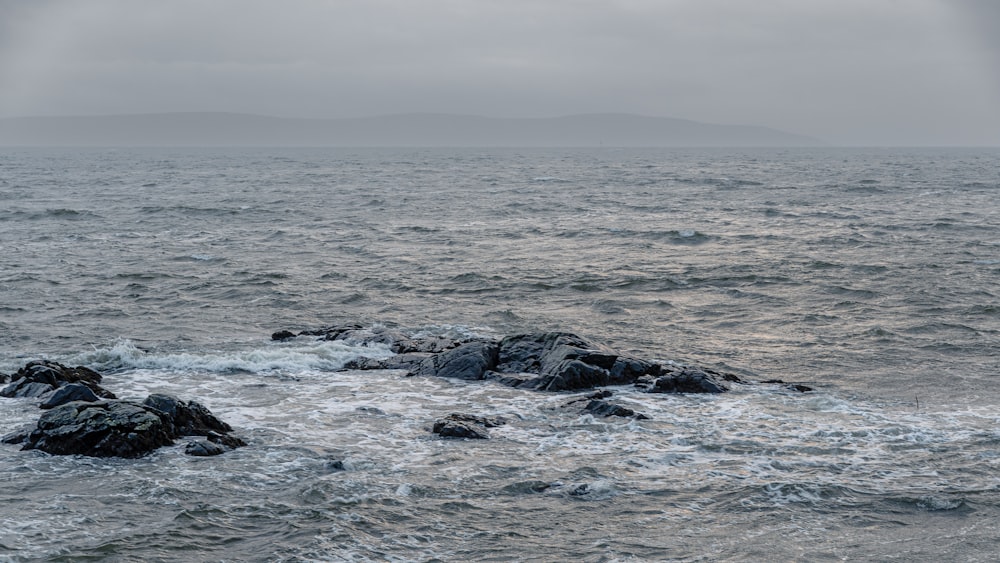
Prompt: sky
<box><xmin>0</xmin><ymin>0</ymin><xmax>998</xmax><ymax>145</ymax></box>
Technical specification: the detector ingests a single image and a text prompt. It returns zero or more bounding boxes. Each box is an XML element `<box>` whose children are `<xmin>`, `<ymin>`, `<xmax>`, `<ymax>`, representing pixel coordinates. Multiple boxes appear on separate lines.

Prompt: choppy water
<box><xmin>1</xmin><ymin>147</ymin><xmax>999</xmax><ymax>561</ymax></box>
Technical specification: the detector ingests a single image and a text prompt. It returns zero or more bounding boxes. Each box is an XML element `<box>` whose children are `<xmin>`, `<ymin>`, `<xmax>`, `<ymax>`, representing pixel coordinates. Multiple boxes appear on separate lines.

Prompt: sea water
<box><xmin>1</xmin><ymin>147</ymin><xmax>999</xmax><ymax>561</ymax></box>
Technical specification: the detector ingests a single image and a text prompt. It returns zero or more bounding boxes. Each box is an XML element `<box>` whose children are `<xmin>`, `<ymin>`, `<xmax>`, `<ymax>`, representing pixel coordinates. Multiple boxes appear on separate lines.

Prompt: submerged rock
<box><xmin>184</xmin><ymin>440</ymin><xmax>226</xmax><ymax>457</ymax></box>
<box><xmin>271</xmin><ymin>330</ymin><xmax>297</xmax><ymax>341</ymax></box>
<box><xmin>432</xmin><ymin>413</ymin><xmax>507</xmax><ymax>439</ymax></box>
<box><xmin>583</xmin><ymin>399</ymin><xmax>649</xmax><ymax>419</ymax></box>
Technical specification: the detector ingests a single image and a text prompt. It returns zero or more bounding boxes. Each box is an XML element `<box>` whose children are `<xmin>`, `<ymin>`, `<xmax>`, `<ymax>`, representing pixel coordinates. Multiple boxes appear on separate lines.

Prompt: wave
<box><xmin>67</xmin><ymin>338</ymin><xmax>395</xmax><ymax>374</ymax></box>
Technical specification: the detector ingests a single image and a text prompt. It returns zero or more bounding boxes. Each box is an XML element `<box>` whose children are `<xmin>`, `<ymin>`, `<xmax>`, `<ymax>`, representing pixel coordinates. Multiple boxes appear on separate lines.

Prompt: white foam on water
<box><xmin>67</xmin><ymin>338</ymin><xmax>394</xmax><ymax>375</ymax></box>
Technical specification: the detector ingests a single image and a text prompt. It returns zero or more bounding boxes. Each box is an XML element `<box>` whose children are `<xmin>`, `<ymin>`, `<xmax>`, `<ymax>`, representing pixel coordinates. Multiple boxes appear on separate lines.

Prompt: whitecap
<box><xmin>68</xmin><ymin>338</ymin><xmax>394</xmax><ymax>375</ymax></box>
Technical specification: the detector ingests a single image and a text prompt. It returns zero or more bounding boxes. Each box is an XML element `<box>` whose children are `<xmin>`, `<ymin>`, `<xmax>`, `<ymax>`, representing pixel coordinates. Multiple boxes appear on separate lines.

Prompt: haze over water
<box><xmin>1</xmin><ymin>147</ymin><xmax>999</xmax><ymax>560</ymax></box>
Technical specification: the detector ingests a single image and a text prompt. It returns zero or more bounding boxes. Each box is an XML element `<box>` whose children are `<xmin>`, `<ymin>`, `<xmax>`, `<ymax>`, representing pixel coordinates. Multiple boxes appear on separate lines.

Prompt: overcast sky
<box><xmin>1</xmin><ymin>0</ymin><xmax>997</xmax><ymax>145</ymax></box>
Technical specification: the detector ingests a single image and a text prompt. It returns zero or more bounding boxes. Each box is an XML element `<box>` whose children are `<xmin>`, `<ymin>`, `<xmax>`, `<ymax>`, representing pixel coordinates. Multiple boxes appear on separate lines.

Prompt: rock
<box><xmin>344</xmin><ymin>353</ymin><xmax>430</xmax><ymax>371</ymax></box>
<box><xmin>285</xmin><ymin>324</ymin><xmax>750</xmax><ymax>395</ymax></box>
<box><xmin>38</xmin><ymin>383</ymin><xmax>100</xmax><ymax>409</ymax></box>
<box><xmin>492</xmin><ymin>332</ymin><xmax>661</xmax><ymax>391</ymax></box>
<box><xmin>644</xmin><ymin>367</ymin><xmax>731</xmax><ymax>394</ymax></box>
<box><xmin>1</xmin><ymin>362</ymin><xmax>244</xmax><ymax>458</ymax></box>
<box><xmin>0</xmin><ymin>360</ymin><xmax>115</xmax><ymax>400</ymax></box>
<box><xmin>411</xmin><ymin>341</ymin><xmax>499</xmax><ymax>380</ymax></box>
<box><xmin>142</xmin><ymin>394</ymin><xmax>235</xmax><ymax>436</ymax></box>
<box><xmin>2</xmin><ymin>427</ymin><xmax>32</xmax><ymax>445</ymax></box>
<box><xmin>17</xmin><ymin>394</ymin><xmax>243</xmax><ymax>458</ymax></box>
<box><xmin>325</xmin><ymin>459</ymin><xmax>346</xmax><ymax>471</ymax></box>
<box><xmin>761</xmin><ymin>379</ymin><xmax>813</xmax><ymax>392</ymax></box>
<box><xmin>185</xmin><ymin>440</ymin><xmax>226</xmax><ymax>456</ymax></box>
<box><xmin>271</xmin><ymin>330</ymin><xmax>297</xmax><ymax>341</ymax></box>
<box><xmin>432</xmin><ymin>413</ymin><xmax>506</xmax><ymax>439</ymax></box>
<box><xmin>22</xmin><ymin>400</ymin><xmax>176</xmax><ymax>458</ymax></box>
<box><xmin>1</xmin><ymin>381</ymin><xmax>55</xmax><ymax>399</ymax></box>
<box><xmin>583</xmin><ymin>399</ymin><xmax>649</xmax><ymax>419</ymax></box>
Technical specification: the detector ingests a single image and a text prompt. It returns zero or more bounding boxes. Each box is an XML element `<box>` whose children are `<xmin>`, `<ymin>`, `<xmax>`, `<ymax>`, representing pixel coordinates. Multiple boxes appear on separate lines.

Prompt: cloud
<box><xmin>0</xmin><ymin>0</ymin><xmax>997</xmax><ymax>144</ymax></box>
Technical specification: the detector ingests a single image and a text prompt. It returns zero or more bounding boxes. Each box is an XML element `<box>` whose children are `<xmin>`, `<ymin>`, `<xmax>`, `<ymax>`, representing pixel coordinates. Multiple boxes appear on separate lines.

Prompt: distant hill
<box><xmin>0</xmin><ymin>112</ymin><xmax>823</xmax><ymax>147</ymax></box>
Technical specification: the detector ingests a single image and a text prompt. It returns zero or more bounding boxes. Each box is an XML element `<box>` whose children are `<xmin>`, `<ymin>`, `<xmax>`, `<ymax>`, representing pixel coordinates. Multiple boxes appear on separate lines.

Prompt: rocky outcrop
<box><xmin>273</xmin><ymin>324</ymin><xmax>767</xmax><ymax>395</ymax></box>
<box><xmin>1</xmin><ymin>360</ymin><xmax>116</xmax><ymax>400</ymax></box>
<box><xmin>637</xmin><ymin>366</ymin><xmax>738</xmax><ymax>394</ymax></box>
<box><xmin>412</xmin><ymin>341</ymin><xmax>499</xmax><ymax>380</ymax></box>
<box><xmin>432</xmin><ymin>413</ymin><xmax>507</xmax><ymax>439</ymax></box>
<box><xmin>19</xmin><ymin>400</ymin><xmax>176</xmax><ymax>458</ymax></box>
<box><xmin>8</xmin><ymin>394</ymin><xmax>246</xmax><ymax>458</ymax></box>
<box><xmin>1</xmin><ymin>360</ymin><xmax>244</xmax><ymax>458</ymax></box>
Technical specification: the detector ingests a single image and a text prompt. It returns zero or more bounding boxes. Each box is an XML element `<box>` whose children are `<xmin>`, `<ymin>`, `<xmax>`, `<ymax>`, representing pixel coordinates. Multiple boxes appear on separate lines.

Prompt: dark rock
<box><xmin>2</xmin><ymin>362</ymin><xmax>244</xmax><ymax>458</ymax></box>
<box><xmin>432</xmin><ymin>413</ymin><xmax>506</xmax><ymax>439</ymax></box>
<box><xmin>389</xmin><ymin>334</ymin><xmax>461</xmax><ymax>355</ymax></box>
<box><xmin>495</xmin><ymin>332</ymin><xmax>593</xmax><ymax>374</ymax></box>
<box><xmin>412</xmin><ymin>341</ymin><xmax>499</xmax><ymax>380</ymax></box>
<box><xmin>0</xmin><ymin>360</ymin><xmax>115</xmax><ymax>400</ymax></box>
<box><xmin>0</xmin><ymin>372</ymin><xmax>8</xmax><ymax>384</ymax></box>
<box><xmin>645</xmin><ymin>367</ymin><xmax>730</xmax><ymax>394</ymax></box>
<box><xmin>287</xmin><ymin>324</ymin><xmax>747</xmax><ymax>395</ymax></box>
<box><xmin>2</xmin><ymin>427</ymin><xmax>32</xmax><ymax>445</ymax></box>
<box><xmin>185</xmin><ymin>440</ymin><xmax>226</xmax><ymax>456</ymax></box>
<box><xmin>315</xmin><ymin>324</ymin><xmax>364</xmax><ymax>340</ymax></box>
<box><xmin>588</xmin><ymin>390</ymin><xmax>614</xmax><ymax>400</ymax></box>
<box><xmin>22</xmin><ymin>401</ymin><xmax>176</xmax><ymax>458</ymax></box>
<box><xmin>1</xmin><ymin>381</ymin><xmax>55</xmax><ymax>399</ymax></box>
<box><xmin>142</xmin><ymin>394</ymin><xmax>234</xmax><ymax>436</ymax></box>
<box><xmin>761</xmin><ymin>379</ymin><xmax>813</xmax><ymax>392</ymax></box>
<box><xmin>271</xmin><ymin>330</ymin><xmax>297</xmax><ymax>341</ymax></box>
<box><xmin>20</xmin><ymin>396</ymin><xmax>245</xmax><ymax>458</ymax></box>
<box><xmin>483</xmin><ymin>370</ymin><xmax>537</xmax><ymax>387</ymax></box>
<box><xmin>583</xmin><ymin>399</ymin><xmax>649</xmax><ymax>419</ymax></box>
<box><xmin>202</xmin><ymin>430</ymin><xmax>247</xmax><ymax>449</ymax></box>
<box><xmin>501</xmin><ymin>480</ymin><xmax>553</xmax><ymax>494</ymax></box>
<box><xmin>344</xmin><ymin>353</ymin><xmax>431</xmax><ymax>371</ymax></box>
<box><xmin>39</xmin><ymin>383</ymin><xmax>100</xmax><ymax>409</ymax></box>
<box><xmin>492</xmin><ymin>332</ymin><xmax>661</xmax><ymax>391</ymax></box>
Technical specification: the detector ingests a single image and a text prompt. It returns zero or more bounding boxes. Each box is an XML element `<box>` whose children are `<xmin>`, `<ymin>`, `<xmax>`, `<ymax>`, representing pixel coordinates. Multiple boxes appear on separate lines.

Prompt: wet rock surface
<box><xmin>1</xmin><ymin>360</ymin><xmax>116</xmax><ymax>400</ymax></box>
<box><xmin>1</xmin><ymin>361</ymin><xmax>245</xmax><ymax>458</ymax></box>
<box><xmin>582</xmin><ymin>399</ymin><xmax>649</xmax><ymax>419</ymax></box>
<box><xmin>278</xmin><ymin>324</ymin><xmax>796</xmax><ymax>395</ymax></box>
<box><xmin>432</xmin><ymin>413</ymin><xmax>507</xmax><ymax>439</ymax></box>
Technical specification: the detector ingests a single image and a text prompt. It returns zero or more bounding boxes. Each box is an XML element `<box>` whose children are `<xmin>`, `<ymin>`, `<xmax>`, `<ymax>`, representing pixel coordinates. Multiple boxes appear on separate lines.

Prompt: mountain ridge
<box><xmin>0</xmin><ymin>112</ymin><xmax>823</xmax><ymax>147</ymax></box>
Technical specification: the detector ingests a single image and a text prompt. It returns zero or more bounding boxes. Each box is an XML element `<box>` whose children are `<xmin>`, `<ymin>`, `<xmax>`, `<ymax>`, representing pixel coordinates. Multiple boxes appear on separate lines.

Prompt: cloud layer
<box><xmin>1</xmin><ymin>0</ymin><xmax>997</xmax><ymax>145</ymax></box>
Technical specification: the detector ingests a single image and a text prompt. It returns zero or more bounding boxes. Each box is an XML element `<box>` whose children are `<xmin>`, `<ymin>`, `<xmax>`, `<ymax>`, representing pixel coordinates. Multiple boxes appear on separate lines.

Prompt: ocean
<box><xmin>1</xmin><ymin>146</ymin><xmax>998</xmax><ymax>561</ymax></box>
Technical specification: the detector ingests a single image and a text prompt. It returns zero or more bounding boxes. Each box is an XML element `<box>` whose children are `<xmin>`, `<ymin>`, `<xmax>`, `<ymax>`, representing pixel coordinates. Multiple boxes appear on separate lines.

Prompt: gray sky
<box><xmin>1</xmin><ymin>0</ymin><xmax>998</xmax><ymax>145</ymax></box>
